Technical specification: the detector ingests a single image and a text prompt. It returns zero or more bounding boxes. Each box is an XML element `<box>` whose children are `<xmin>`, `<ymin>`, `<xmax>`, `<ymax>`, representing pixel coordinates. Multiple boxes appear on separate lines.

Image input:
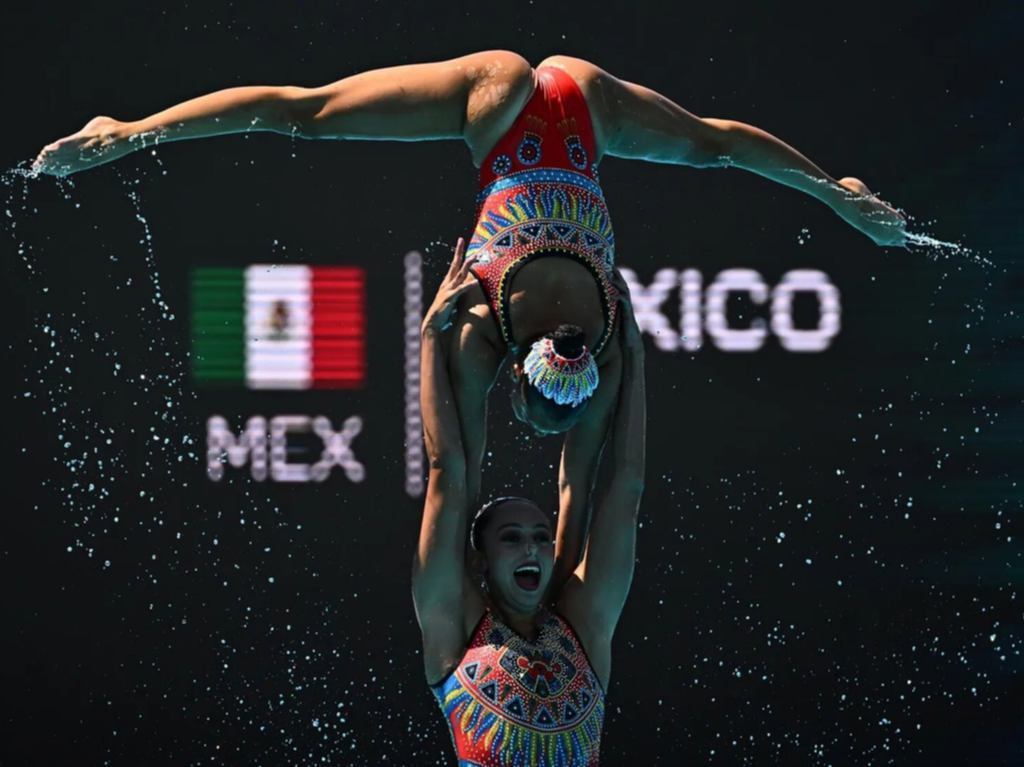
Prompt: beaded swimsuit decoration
<box><xmin>430</xmin><ymin>608</ymin><xmax>605</xmax><ymax>766</ymax></box>
<box><xmin>523</xmin><ymin>338</ymin><xmax>599</xmax><ymax>408</ymax></box>
<box><xmin>468</xmin><ymin>66</ymin><xmax>618</xmax><ymax>357</ymax></box>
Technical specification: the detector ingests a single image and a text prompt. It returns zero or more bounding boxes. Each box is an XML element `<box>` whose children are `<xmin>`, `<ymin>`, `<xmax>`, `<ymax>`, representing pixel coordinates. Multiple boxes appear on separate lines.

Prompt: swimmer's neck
<box><xmin>490</xmin><ymin>600</ymin><xmax>545</xmax><ymax>642</ymax></box>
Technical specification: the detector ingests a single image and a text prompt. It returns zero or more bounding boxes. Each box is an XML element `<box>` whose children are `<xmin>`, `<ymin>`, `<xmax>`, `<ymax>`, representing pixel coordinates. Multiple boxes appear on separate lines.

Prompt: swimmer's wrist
<box><xmin>421</xmin><ymin>318</ymin><xmax>450</xmax><ymax>337</ymax></box>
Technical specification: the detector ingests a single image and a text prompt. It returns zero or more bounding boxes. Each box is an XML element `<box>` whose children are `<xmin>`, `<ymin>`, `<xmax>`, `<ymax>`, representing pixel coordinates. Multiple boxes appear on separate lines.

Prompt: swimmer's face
<box><xmin>478</xmin><ymin>500</ymin><xmax>555</xmax><ymax>609</ymax></box>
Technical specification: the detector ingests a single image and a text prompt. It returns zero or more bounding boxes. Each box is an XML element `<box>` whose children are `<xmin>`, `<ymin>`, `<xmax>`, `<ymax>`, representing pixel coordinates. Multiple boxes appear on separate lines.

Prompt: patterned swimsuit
<box><xmin>430</xmin><ymin>607</ymin><xmax>606</xmax><ymax>766</ymax></box>
<box><xmin>467</xmin><ymin>66</ymin><xmax>618</xmax><ymax>356</ymax></box>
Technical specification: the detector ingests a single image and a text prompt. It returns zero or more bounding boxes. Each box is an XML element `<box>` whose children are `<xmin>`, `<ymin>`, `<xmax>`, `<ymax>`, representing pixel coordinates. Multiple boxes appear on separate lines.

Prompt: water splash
<box><xmin>782</xmin><ymin>169</ymin><xmax>992</xmax><ymax>266</ymax></box>
<box><xmin>903</xmin><ymin>230</ymin><xmax>994</xmax><ymax>267</ymax></box>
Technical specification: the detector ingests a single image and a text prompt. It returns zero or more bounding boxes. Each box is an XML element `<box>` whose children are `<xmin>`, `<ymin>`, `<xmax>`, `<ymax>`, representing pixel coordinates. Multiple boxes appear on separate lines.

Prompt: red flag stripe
<box><xmin>311</xmin><ymin>267</ymin><xmax>365</xmax><ymax>388</ymax></box>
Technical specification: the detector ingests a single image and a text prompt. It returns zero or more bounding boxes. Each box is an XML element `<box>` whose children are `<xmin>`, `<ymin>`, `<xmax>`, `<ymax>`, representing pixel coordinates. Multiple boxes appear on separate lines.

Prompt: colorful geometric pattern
<box><xmin>524</xmin><ymin>338</ymin><xmax>599</xmax><ymax>408</ymax></box>
<box><xmin>431</xmin><ymin>609</ymin><xmax>605</xmax><ymax>766</ymax></box>
<box><xmin>468</xmin><ymin>66</ymin><xmax>619</xmax><ymax>357</ymax></box>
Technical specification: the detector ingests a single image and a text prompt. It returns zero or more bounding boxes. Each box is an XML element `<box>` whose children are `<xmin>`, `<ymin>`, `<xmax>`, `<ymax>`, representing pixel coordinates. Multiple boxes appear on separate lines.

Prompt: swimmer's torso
<box><xmin>431</xmin><ymin>607</ymin><xmax>605</xmax><ymax>766</ymax></box>
<box><xmin>466</xmin><ymin>64</ymin><xmax>618</xmax><ymax>357</ymax></box>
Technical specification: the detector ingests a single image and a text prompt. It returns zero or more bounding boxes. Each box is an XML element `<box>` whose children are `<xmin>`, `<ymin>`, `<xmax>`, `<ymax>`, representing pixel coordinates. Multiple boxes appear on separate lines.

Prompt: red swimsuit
<box><xmin>467</xmin><ymin>66</ymin><xmax>618</xmax><ymax>356</ymax></box>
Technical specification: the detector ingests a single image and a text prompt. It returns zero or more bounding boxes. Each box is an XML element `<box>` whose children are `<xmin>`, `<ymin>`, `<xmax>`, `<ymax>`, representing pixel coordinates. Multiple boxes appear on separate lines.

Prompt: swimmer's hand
<box><xmin>611</xmin><ymin>270</ymin><xmax>644</xmax><ymax>357</ymax></box>
<box><xmin>422</xmin><ymin>237</ymin><xmax>477</xmax><ymax>335</ymax></box>
<box><xmin>33</xmin><ymin>116</ymin><xmax>136</xmax><ymax>176</ymax></box>
<box><xmin>833</xmin><ymin>177</ymin><xmax>907</xmax><ymax>247</ymax></box>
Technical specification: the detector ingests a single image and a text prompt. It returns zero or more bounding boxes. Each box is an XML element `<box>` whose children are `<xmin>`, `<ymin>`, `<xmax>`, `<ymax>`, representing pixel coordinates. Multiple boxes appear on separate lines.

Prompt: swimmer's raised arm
<box><xmin>412</xmin><ymin>239</ymin><xmax>478</xmax><ymax>657</ymax></box>
<box><xmin>550</xmin><ymin>349</ymin><xmax>622</xmax><ymax>598</ymax></box>
<box><xmin>556</xmin><ymin>283</ymin><xmax>645</xmax><ymax>682</ymax></box>
<box><xmin>34</xmin><ymin>50</ymin><xmax>535</xmax><ymax>176</ymax></box>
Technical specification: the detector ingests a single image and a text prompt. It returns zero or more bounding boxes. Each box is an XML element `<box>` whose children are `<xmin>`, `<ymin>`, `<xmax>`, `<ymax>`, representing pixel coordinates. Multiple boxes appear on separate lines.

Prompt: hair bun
<box><xmin>548</xmin><ymin>324</ymin><xmax>586</xmax><ymax>359</ymax></box>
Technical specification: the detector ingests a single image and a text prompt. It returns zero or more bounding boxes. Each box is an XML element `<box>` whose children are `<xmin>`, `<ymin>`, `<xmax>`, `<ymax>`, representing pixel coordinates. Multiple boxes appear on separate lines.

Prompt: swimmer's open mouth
<box><xmin>513</xmin><ymin>564</ymin><xmax>541</xmax><ymax>591</ymax></box>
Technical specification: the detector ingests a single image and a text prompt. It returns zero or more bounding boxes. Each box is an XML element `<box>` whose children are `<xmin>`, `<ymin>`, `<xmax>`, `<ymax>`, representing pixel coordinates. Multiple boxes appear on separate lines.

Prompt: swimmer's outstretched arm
<box><xmin>33</xmin><ymin>50</ymin><xmax>532</xmax><ymax>176</ymax></box>
<box><xmin>592</xmin><ymin>66</ymin><xmax>906</xmax><ymax>246</ymax></box>
<box><xmin>412</xmin><ymin>239</ymin><xmax>478</xmax><ymax>648</ymax></box>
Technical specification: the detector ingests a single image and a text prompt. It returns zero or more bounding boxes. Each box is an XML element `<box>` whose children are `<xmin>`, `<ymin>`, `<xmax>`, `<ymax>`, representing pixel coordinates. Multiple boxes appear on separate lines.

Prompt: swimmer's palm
<box><xmin>34</xmin><ymin>116</ymin><xmax>132</xmax><ymax>176</ymax></box>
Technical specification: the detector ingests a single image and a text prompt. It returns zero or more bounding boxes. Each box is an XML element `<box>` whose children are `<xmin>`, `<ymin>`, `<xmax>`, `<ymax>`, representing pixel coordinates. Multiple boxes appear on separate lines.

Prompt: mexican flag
<box><xmin>191</xmin><ymin>265</ymin><xmax>365</xmax><ymax>389</ymax></box>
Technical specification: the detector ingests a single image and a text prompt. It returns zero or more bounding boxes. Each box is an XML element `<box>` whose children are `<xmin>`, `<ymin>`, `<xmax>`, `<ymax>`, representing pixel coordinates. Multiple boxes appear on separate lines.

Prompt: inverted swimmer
<box><xmin>414</xmin><ymin>239</ymin><xmax>645</xmax><ymax>765</ymax></box>
<box><xmin>35</xmin><ymin>50</ymin><xmax>907</xmax><ymax>588</ymax></box>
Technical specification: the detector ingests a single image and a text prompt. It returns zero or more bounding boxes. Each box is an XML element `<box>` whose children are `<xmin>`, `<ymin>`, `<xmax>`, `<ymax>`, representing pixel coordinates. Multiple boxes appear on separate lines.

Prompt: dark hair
<box><xmin>470</xmin><ymin>496</ymin><xmax>533</xmax><ymax>551</ymax></box>
<box><xmin>548</xmin><ymin>324</ymin><xmax>586</xmax><ymax>358</ymax></box>
<box><xmin>511</xmin><ymin>324</ymin><xmax>590</xmax><ymax>433</ymax></box>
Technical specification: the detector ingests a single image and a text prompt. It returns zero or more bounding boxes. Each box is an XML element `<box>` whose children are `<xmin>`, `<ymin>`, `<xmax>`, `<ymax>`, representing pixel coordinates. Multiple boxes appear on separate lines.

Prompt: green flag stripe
<box><xmin>191</xmin><ymin>268</ymin><xmax>244</xmax><ymax>383</ymax></box>
<box><xmin>193</xmin><ymin>310</ymin><xmax>245</xmax><ymax>324</ymax></box>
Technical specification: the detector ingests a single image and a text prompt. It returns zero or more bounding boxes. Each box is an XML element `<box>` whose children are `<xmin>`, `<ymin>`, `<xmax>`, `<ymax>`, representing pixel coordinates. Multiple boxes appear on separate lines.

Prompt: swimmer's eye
<box><xmin>500</xmin><ymin>532</ymin><xmax>551</xmax><ymax>544</ymax></box>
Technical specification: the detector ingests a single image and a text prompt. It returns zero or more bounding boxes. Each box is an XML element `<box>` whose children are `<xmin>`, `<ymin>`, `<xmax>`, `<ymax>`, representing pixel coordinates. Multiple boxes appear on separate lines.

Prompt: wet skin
<box><xmin>471</xmin><ymin>499</ymin><xmax>556</xmax><ymax>641</ymax></box>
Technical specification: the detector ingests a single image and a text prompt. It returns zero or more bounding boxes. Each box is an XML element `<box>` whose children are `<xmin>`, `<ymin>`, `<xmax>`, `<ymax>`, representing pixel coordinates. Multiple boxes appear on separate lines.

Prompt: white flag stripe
<box><xmin>246</xmin><ymin>354</ymin><xmax>310</xmax><ymax>366</ymax></box>
<box><xmin>246</xmin><ymin>294</ymin><xmax>310</xmax><ymax>304</ymax></box>
<box><xmin>247</xmin><ymin>376</ymin><xmax>309</xmax><ymax>390</ymax></box>
<box><xmin>245</xmin><ymin>366</ymin><xmax>311</xmax><ymax>377</ymax></box>
<box><xmin>245</xmin><ymin>266</ymin><xmax>313</xmax><ymax>389</ymax></box>
<box><xmin>247</xmin><ymin>265</ymin><xmax>311</xmax><ymax>280</ymax></box>
<box><xmin>246</xmin><ymin>342</ymin><xmax>309</xmax><ymax>352</ymax></box>
<box><xmin>246</xmin><ymin>283</ymin><xmax>310</xmax><ymax>291</ymax></box>
<box><xmin>245</xmin><ymin>318</ymin><xmax>313</xmax><ymax>336</ymax></box>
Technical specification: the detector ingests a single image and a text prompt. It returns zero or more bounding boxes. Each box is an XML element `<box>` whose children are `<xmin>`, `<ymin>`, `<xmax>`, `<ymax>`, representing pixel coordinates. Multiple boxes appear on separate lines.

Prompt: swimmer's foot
<box><xmin>834</xmin><ymin>176</ymin><xmax>907</xmax><ymax>247</ymax></box>
<box><xmin>34</xmin><ymin>116</ymin><xmax>134</xmax><ymax>176</ymax></box>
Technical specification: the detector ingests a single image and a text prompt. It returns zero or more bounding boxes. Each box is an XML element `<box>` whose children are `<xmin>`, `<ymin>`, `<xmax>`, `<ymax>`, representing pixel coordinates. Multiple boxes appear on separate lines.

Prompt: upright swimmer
<box><xmin>413</xmin><ymin>239</ymin><xmax>646</xmax><ymax>765</ymax></box>
<box><xmin>35</xmin><ymin>50</ymin><xmax>907</xmax><ymax>587</ymax></box>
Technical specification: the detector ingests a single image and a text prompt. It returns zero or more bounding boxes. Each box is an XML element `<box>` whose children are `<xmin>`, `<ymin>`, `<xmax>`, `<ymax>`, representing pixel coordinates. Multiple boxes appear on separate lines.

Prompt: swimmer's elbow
<box><xmin>427</xmin><ymin>451</ymin><xmax>468</xmax><ymax>483</ymax></box>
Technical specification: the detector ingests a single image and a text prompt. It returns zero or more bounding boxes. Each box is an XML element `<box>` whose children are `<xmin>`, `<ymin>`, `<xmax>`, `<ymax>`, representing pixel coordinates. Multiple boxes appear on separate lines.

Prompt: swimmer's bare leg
<box><xmin>554</xmin><ymin>55</ymin><xmax>906</xmax><ymax>246</ymax></box>
<box><xmin>34</xmin><ymin>50</ymin><xmax>535</xmax><ymax>176</ymax></box>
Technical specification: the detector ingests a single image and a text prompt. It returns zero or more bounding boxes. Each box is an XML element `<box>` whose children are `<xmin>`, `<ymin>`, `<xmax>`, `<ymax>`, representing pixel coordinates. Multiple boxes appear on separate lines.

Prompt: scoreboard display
<box><xmin>197</xmin><ymin>256</ymin><xmax>844</xmax><ymax>489</ymax></box>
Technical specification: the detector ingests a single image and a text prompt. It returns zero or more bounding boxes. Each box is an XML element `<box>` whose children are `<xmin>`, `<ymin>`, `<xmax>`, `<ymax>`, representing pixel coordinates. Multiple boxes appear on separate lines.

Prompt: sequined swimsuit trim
<box><xmin>476</xmin><ymin>167</ymin><xmax>605</xmax><ymax>203</ymax></box>
<box><xmin>429</xmin><ymin>604</ymin><xmax>606</xmax><ymax>766</ymax></box>
<box><xmin>430</xmin><ymin>607</ymin><xmax>606</xmax><ymax>697</ymax></box>
<box><xmin>467</xmin><ymin>66</ymin><xmax>618</xmax><ymax>358</ymax></box>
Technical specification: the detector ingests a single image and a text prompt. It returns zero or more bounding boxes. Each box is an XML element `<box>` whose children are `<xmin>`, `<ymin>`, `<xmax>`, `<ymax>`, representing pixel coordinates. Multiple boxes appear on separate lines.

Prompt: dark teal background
<box><xmin>1</xmin><ymin>1</ymin><xmax>1021</xmax><ymax>764</ymax></box>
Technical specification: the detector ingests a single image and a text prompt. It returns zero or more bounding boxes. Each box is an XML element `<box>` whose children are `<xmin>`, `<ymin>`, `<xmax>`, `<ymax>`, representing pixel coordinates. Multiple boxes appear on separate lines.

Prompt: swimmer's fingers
<box><xmin>614</xmin><ymin>281</ymin><xmax>642</xmax><ymax>350</ymax></box>
<box><xmin>610</xmin><ymin>269</ymin><xmax>639</xmax><ymax>327</ymax></box>
<box><xmin>445</xmin><ymin>237</ymin><xmax>466</xmax><ymax>280</ymax></box>
<box><xmin>609</xmin><ymin>268</ymin><xmax>631</xmax><ymax>300</ymax></box>
<box><xmin>449</xmin><ymin>238</ymin><xmax>478</xmax><ymax>287</ymax></box>
<box><xmin>621</xmin><ymin>295</ymin><xmax>641</xmax><ymax>343</ymax></box>
<box><xmin>424</xmin><ymin>239</ymin><xmax>477</xmax><ymax>333</ymax></box>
